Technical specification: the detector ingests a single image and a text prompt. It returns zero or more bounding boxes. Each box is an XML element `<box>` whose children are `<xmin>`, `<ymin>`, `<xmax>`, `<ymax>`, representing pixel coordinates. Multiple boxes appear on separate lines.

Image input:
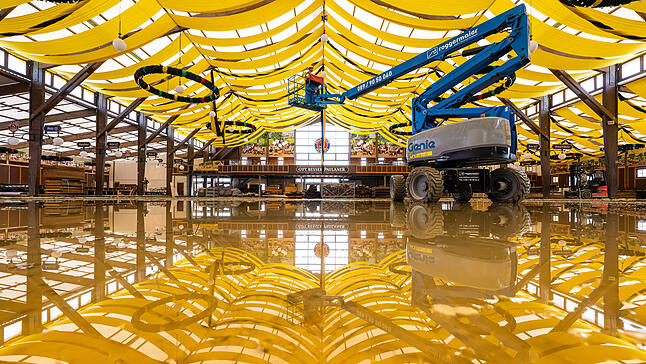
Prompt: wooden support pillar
<box><xmin>165</xmin><ymin>202</ymin><xmax>173</xmax><ymax>270</ymax></box>
<box><xmin>603</xmin><ymin>64</ymin><xmax>619</xmax><ymax>199</ymax></box>
<box><xmin>603</xmin><ymin>212</ymin><xmax>620</xmax><ymax>335</ymax></box>
<box><xmin>95</xmin><ymin>93</ymin><xmax>108</xmax><ymax>195</ymax></box>
<box><xmin>539</xmin><ymin>95</ymin><xmax>551</xmax><ymax>198</ymax></box>
<box><xmin>27</xmin><ymin>61</ymin><xmax>45</xmax><ymax>197</ymax></box>
<box><xmin>136</xmin><ymin>202</ymin><xmax>146</xmax><ymax>282</ymax></box>
<box><xmin>187</xmin><ymin>201</ymin><xmax>194</xmax><ymax>252</ymax></box>
<box><xmin>93</xmin><ymin>202</ymin><xmax>105</xmax><ymax>302</ymax></box>
<box><xmin>166</xmin><ymin>126</ymin><xmax>174</xmax><ymax>196</ymax></box>
<box><xmin>24</xmin><ymin>201</ymin><xmax>42</xmax><ymax>334</ymax></box>
<box><xmin>623</xmin><ymin>151</ymin><xmax>629</xmax><ymax>190</ymax></box>
<box><xmin>187</xmin><ymin>142</ymin><xmax>194</xmax><ymax>196</ymax></box>
<box><xmin>539</xmin><ymin>206</ymin><xmax>552</xmax><ymax>304</ymax></box>
<box><xmin>137</xmin><ymin>112</ymin><xmax>147</xmax><ymax>195</ymax></box>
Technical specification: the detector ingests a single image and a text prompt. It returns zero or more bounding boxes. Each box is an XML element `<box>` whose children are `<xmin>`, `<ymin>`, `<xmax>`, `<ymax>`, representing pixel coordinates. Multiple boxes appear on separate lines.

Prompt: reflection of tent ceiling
<box><xmin>2</xmin><ymin>1</ymin><xmax>646</xmax><ymax>151</ymax></box>
<box><xmin>1</xmin><ymin>248</ymin><xmax>644</xmax><ymax>363</ymax></box>
<box><xmin>517</xmin><ymin>232</ymin><xmax>646</xmax><ymax>330</ymax></box>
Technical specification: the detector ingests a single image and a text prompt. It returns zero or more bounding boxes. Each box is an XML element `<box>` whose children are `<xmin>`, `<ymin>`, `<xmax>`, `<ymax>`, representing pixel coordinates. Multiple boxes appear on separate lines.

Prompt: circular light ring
<box><xmin>206</xmin><ymin>120</ymin><xmax>257</xmax><ymax>135</ymax></box>
<box><xmin>389</xmin><ymin>123</ymin><xmax>413</xmax><ymax>136</ymax></box>
<box><xmin>223</xmin><ymin>120</ymin><xmax>257</xmax><ymax>135</ymax></box>
<box><xmin>134</xmin><ymin>65</ymin><xmax>219</xmax><ymax>104</ymax></box>
<box><xmin>203</xmin><ymin>260</ymin><xmax>256</xmax><ymax>275</ymax></box>
<box><xmin>131</xmin><ymin>293</ymin><xmax>217</xmax><ymax>332</ymax></box>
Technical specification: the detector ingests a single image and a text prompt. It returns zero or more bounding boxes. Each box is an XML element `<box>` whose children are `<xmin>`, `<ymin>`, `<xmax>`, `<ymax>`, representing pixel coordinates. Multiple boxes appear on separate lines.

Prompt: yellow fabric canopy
<box><xmin>0</xmin><ymin>0</ymin><xmax>643</xmax><ymax>148</ymax></box>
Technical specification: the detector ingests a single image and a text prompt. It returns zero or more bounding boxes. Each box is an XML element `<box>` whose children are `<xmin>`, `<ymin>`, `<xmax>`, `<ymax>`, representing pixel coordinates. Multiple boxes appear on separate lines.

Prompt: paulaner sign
<box><xmin>296</xmin><ymin>166</ymin><xmax>349</xmax><ymax>173</ymax></box>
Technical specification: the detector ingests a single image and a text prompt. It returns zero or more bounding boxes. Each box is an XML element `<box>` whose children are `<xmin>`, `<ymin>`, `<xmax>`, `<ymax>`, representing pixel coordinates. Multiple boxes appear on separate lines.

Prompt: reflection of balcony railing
<box><xmin>195</xmin><ymin>164</ymin><xmax>410</xmax><ymax>175</ymax></box>
<box><xmin>355</xmin><ymin>165</ymin><xmax>410</xmax><ymax>174</ymax></box>
<box><xmin>218</xmin><ymin>165</ymin><xmax>290</xmax><ymax>174</ymax></box>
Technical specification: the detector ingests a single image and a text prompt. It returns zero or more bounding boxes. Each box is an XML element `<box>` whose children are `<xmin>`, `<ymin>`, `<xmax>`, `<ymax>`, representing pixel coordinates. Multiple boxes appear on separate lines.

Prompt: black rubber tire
<box><xmin>486</xmin><ymin>204</ymin><xmax>531</xmax><ymax>239</ymax></box>
<box><xmin>516</xmin><ymin>168</ymin><xmax>531</xmax><ymax>199</ymax></box>
<box><xmin>406</xmin><ymin>203</ymin><xmax>444</xmax><ymax>239</ymax></box>
<box><xmin>581</xmin><ymin>190</ymin><xmax>592</xmax><ymax>199</ymax></box>
<box><xmin>390</xmin><ymin>175</ymin><xmax>406</xmax><ymax>201</ymax></box>
<box><xmin>406</xmin><ymin>167</ymin><xmax>444</xmax><ymax>203</ymax></box>
<box><xmin>451</xmin><ymin>185</ymin><xmax>473</xmax><ymax>204</ymax></box>
<box><xmin>486</xmin><ymin>167</ymin><xmax>528</xmax><ymax>204</ymax></box>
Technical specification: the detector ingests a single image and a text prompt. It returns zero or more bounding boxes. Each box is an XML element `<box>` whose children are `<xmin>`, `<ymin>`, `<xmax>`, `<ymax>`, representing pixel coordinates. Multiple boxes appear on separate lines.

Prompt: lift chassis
<box><xmin>288</xmin><ymin>5</ymin><xmax>533</xmax><ymax>204</ymax></box>
<box><xmin>393</xmin><ymin>115</ymin><xmax>530</xmax><ymax>204</ymax></box>
<box><xmin>395</xmin><ymin>164</ymin><xmax>530</xmax><ymax>205</ymax></box>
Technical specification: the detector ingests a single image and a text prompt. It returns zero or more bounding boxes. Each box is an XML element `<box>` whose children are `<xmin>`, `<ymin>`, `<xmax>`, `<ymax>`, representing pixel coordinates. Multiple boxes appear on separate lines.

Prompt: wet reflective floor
<box><xmin>0</xmin><ymin>199</ymin><xmax>644</xmax><ymax>363</ymax></box>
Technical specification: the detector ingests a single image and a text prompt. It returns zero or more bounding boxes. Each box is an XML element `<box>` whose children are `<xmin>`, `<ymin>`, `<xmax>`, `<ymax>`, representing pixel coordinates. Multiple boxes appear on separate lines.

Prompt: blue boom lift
<box><xmin>287</xmin><ymin>5</ymin><xmax>534</xmax><ymax>204</ymax></box>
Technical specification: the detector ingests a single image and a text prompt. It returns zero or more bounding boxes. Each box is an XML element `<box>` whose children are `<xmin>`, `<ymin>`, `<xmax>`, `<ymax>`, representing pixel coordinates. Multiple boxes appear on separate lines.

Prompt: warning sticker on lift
<box><xmin>410</xmin><ymin>151</ymin><xmax>433</xmax><ymax>159</ymax></box>
<box><xmin>458</xmin><ymin>171</ymin><xmax>481</xmax><ymax>182</ymax></box>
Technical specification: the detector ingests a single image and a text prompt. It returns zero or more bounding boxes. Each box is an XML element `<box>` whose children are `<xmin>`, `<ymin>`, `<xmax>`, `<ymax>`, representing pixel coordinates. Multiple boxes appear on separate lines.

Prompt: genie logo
<box><xmin>408</xmin><ymin>139</ymin><xmax>436</xmax><ymax>152</ymax></box>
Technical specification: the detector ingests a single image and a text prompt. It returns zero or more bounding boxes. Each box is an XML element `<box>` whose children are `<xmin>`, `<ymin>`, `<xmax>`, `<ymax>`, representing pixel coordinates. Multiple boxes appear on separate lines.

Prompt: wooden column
<box><xmin>137</xmin><ymin>112</ymin><xmax>147</xmax><ymax>195</ymax></box>
<box><xmin>539</xmin><ymin>96</ymin><xmax>551</xmax><ymax>198</ymax></box>
<box><xmin>603</xmin><ymin>212</ymin><xmax>619</xmax><ymax>335</ymax></box>
<box><xmin>186</xmin><ymin>201</ymin><xmax>194</xmax><ymax>252</ymax></box>
<box><xmin>24</xmin><ymin>201</ymin><xmax>42</xmax><ymax>334</ymax></box>
<box><xmin>166</xmin><ymin>125</ymin><xmax>174</xmax><ymax>196</ymax></box>
<box><xmin>603</xmin><ymin>64</ymin><xmax>619</xmax><ymax>199</ymax></box>
<box><xmin>165</xmin><ymin>202</ymin><xmax>173</xmax><ymax>270</ymax></box>
<box><xmin>136</xmin><ymin>202</ymin><xmax>146</xmax><ymax>282</ymax></box>
<box><xmin>539</xmin><ymin>206</ymin><xmax>552</xmax><ymax>303</ymax></box>
<box><xmin>27</xmin><ymin>61</ymin><xmax>45</xmax><ymax>197</ymax></box>
<box><xmin>95</xmin><ymin>93</ymin><xmax>108</xmax><ymax>195</ymax></box>
<box><xmin>265</xmin><ymin>132</ymin><xmax>270</xmax><ymax>162</ymax></box>
<box><xmin>187</xmin><ymin>142</ymin><xmax>194</xmax><ymax>196</ymax></box>
<box><xmin>93</xmin><ymin>202</ymin><xmax>106</xmax><ymax>302</ymax></box>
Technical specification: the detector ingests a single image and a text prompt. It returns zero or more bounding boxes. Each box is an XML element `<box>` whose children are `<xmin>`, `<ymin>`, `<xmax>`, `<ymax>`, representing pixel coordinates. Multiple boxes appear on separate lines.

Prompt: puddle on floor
<box><xmin>0</xmin><ymin>199</ymin><xmax>644</xmax><ymax>363</ymax></box>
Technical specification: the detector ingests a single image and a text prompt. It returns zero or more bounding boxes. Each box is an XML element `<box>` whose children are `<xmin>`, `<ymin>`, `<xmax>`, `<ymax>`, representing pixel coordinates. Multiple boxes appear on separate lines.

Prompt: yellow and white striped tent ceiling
<box><xmin>2</xmin><ymin>0</ymin><xmax>646</xmax><ymax>154</ymax></box>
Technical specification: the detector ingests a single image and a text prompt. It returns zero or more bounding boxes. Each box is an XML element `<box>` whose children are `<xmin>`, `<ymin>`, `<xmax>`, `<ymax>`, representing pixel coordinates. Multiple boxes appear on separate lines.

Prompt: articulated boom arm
<box><xmin>289</xmin><ymin>4</ymin><xmax>531</xmax><ymax>133</ymax></box>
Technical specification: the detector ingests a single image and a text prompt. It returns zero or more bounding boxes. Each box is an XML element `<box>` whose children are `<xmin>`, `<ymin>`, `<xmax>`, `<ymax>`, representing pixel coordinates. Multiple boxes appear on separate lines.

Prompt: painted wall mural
<box><xmin>241</xmin><ymin>133</ymin><xmax>267</xmax><ymax>157</ymax></box>
<box><xmin>350</xmin><ymin>133</ymin><xmax>376</xmax><ymax>158</ymax></box>
<box><xmin>377</xmin><ymin>134</ymin><xmax>404</xmax><ymax>158</ymax></box>
<box><xmin>268</xmin><ymin>131</ymin><xmax>295</xmax><ymax>157</ymax></box>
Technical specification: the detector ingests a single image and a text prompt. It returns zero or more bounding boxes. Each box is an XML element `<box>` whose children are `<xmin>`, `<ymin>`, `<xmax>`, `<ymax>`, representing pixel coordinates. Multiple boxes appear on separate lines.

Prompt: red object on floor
<box><xmin>592</xmin><ymin>186</ymin><xmax>608</xmax><ymax>198</ymax></box>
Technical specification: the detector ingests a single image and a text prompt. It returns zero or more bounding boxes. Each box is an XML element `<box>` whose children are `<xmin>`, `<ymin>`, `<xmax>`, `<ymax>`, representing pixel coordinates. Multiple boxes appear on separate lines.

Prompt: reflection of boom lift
<box><xmin>402</xmin><ymin>202</ymin><xmax>531</xmax><ymax>241</ymax></box>
<box><xmin>288</xmin><ymin>5</ymin><xmax>533</xmax><ymax>204</ymax></box>
<box><xmin>407</xmin><ymin>238</ymin><xmax>517</xmax><ymax>298</ymax></box>
<box><xmin>405</xmin><ymin>234</ymin><xmax>532</xmax><ymax>362</ymax></box>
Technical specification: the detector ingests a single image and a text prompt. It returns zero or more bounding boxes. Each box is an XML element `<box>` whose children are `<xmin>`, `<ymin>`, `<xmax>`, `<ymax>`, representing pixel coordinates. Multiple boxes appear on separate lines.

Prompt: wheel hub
<box><xmin>495</xmin><ymin>177</ymin><xmax>513</xmax><ymax>194</ymax></box>
<box><xmin>410</xmin><ymin>174</ymin><xmax>429</xmax><ymax>200</ymax></box>
<box><xmin>409</xmin><ymin>205</ymin><xmax>428</xmax><ymax>231</ymax></box>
